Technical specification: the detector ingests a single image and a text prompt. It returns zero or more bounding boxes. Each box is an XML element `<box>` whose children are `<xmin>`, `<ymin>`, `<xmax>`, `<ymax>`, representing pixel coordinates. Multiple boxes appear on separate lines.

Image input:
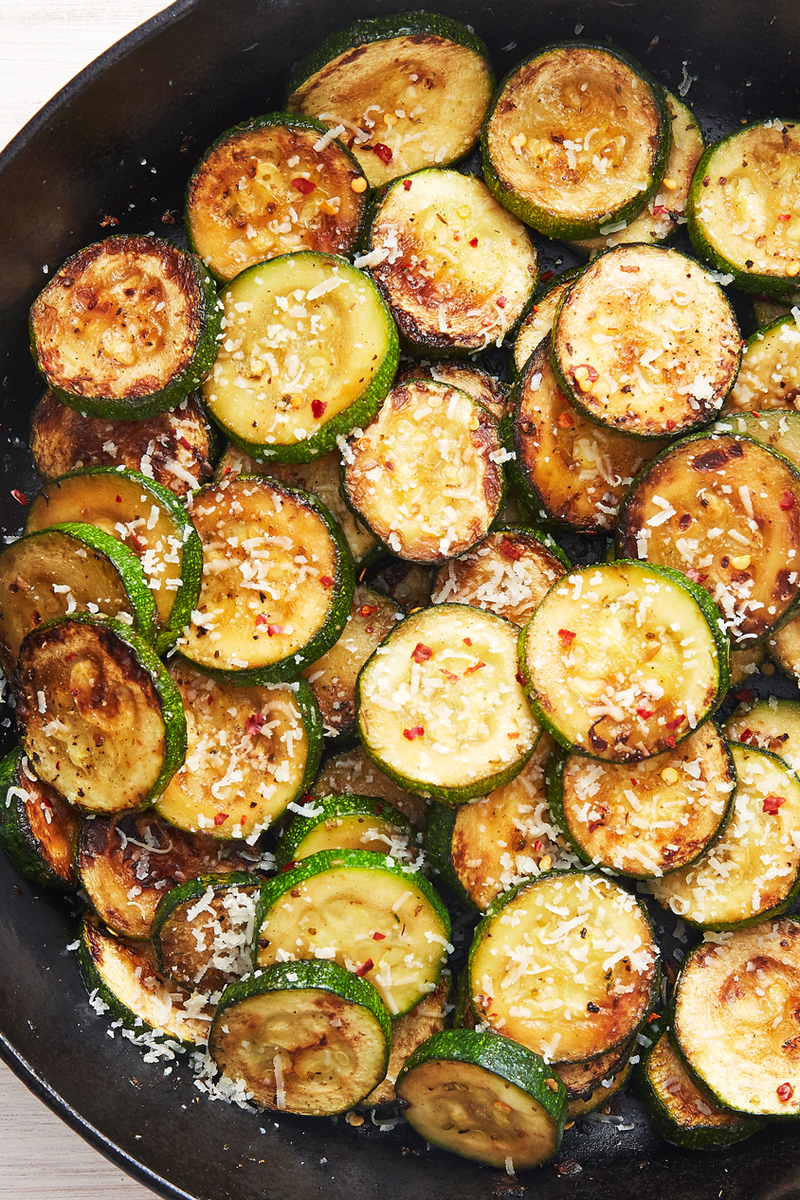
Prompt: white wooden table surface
<box><xmin>0</xmin><ymin>9</ymin><xmax>175</xmax><ymax>1194</ymax></box>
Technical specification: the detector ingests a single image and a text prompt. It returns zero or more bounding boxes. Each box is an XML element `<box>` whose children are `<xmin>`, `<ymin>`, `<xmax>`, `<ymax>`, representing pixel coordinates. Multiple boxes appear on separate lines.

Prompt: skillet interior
<box><xmin>3</xmin><ymin>1</ymin><xmax>800</xmax><ymax>1197</ymax></box>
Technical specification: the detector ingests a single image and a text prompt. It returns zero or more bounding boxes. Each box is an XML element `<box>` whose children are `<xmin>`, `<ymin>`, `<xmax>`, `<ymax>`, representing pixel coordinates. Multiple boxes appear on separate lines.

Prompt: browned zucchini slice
<box><xmin>76</xmin><ymin>809</ymin><xmax>263</xmax><ymax>940</ymax></box>
<box><xmin>14</xmin><ymin>615</ymin><xmax>185</xmax><ymax>813</ymax></box>
<box><xmin>0</xmin><ymin>746</ymin><xmax>80</xmax><ymax>888</ymax></box>
<box><xmin>360</xmin><ymin>970</ymin><xmax>450</xmax><ymax>1107</ymax></box>
<box><xmin>302</xmin><ymin>584</ymin><xmax>401</xmax><ymax>738</ymax></box>
<box><xmin>364</xmin><ymin>168</ymin><xmax>536</xmax><ymax>353</ymax></box>
<box><xmin>341</xmin><ymin>379</ymin><xmax>504</xmax><ymax>563</ymax></box>
<box><xmin>504</xmin><ymin>336</ymin><xmax>667</xmax><ymax>533</ymax></box>
<box><xmin>555</xmin><ymin>1037</ymin><xmax>634</xmax><ymax>1101</ymax></box>
<box><xmin>155</xmin><ymin>661</ymin><xmax>322</xmax><ymax>840</ymax></box>
<box><xmin>430</xmin><ymin>527</ymin><xmax>569</xmax><ymax>627</ymax></box>
<box><xmin>468</xmin><ymin>870</ymin><xmax>660</xmax><ymax>1064</ymax></box>
<box><xmin>512</xmin><ymin>268</ymin><xmax>582</xmax><ymax>375</ymax></box>
<box><xmin>723</xmin><ymin>697</ymin><xmax>800</xmax><ymax>775</ymax></box>
<box><xmin>648</xmin><ymin>742</ymin><xmax>800</xmax><ymax>928</ymax></box>
<box><xmin>152</xmin><ymin>872</ymin><xmax>262</xmax><ymax>992</ymax></box>
<box><xmin>552</xmin><ymin>244</ymin><xmax>741</xmax><ymax>439</ymax></box>
<box><xmin>546</xmin><ymin>724</ymin><xmax>735</xmax><ymax>878</ymax></box>
<box><xmin>30</xmin><ymin>235</ymin><xmax>221</xmax><ymax>420</ymax></box>
<box><xmin>399</xmin><ymin>360</ymin><xmax>506</xmax><ymax>422</ymax></box>
<box><xmin>186</xmin><ymin>113</ymin><xmax>368</xmax><ymax>283</ymax></box>
<box><xmin>723</xmin><ymin>314</ymin><xmax>800</xmax><ymax>414</ymax></box>
<box><xmin>30</xmin><ymin>391</ymin><xmax>214</xmax><ymax>500</ymax></box>
<box><xmin>286</xmin><ymin>14</ymin><xmax>494</xmax><ymax>188</ymax></box>
<box><xmin>310</xmin><ymin>744</ymin><xmax>430</xmax><ymax>830</ymax></box>
<box><xmin>616</xmin><ymin>432</ymin><xmax>800</xmax><ymax>646</ymax></box>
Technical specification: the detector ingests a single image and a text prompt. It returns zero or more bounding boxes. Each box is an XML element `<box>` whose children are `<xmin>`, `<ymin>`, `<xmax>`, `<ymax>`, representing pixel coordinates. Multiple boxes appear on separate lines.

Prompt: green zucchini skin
<box><xmin>275</xmin><ymin>792</ymin><xmax>416</xmax><ymax>868</ymax></box>
<box><xmin>30</xmin><ymin>236</ymin><xmax>222</xmax><ymax>421</ymax></box>
<box><xmin>0</xmin><ymin>745</ymin><xmax>79</xmax><ymax>888</ymax></box>
<box><xmin>421</xmin><ymin>801</ymin><xmax>476</xmax><ymax>911</ymax></box>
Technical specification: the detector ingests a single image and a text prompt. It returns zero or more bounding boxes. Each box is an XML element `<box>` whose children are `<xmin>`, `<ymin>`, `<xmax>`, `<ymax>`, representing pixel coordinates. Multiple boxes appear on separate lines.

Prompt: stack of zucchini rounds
<box><xmin>6</xmin><ymin>5</ymin><xmax>800</xmax><ymax>1180</ymax></box>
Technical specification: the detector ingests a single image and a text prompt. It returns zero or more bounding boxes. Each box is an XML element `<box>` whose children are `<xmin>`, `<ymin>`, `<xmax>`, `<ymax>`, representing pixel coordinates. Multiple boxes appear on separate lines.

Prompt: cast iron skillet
<box><xmin>3</xmin><ymin>2</ymin><xmax>800</xmax><ymax>1197</ymax></box>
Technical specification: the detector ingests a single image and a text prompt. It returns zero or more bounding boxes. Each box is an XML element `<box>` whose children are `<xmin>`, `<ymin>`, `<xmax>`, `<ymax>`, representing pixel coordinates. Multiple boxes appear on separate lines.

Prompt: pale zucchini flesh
<box><xmin>310</xmin><ymin>744</ymin><xmax>430</xmax><ymax>831</ymax></box>
<box><xmin>357</xmin><ymin>603</ymin><xmax>538</xmax><ymax>802</ymax></box>
<box><xmin>723</xmin><ymin>697</ymin><xmax>800</xmax><ymax>775</ymax></box>
<box><xmin>512</xmin><ymin>270</ymin><xmax>581</xmax><ymax>374</ymax></box>
<box><xmin>724</xmin><ymin>315</ymin><xmax>800</xmax><ymax>414</ymax></box>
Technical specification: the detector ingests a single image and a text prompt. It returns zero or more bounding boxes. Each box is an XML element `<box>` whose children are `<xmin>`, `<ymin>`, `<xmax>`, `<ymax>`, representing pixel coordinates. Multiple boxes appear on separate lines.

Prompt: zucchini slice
<box><xmin>341</xmin><ymin>379</ymin><xmax>504</xmax><ymax>564</ymax></box>
<box><xmin>570</xmin><ymin>91</ymin><xmax>704</xmax><ymax>254</ymax></box>
<box><xmin>365</xmin><ymin>168</ymin><xmax>537</xmax><ymax>353</ymax></box>
<box><xmin>0</xmin><ymin>746</ymin><xmax>80</xmax><ymax>888</ymax></box>
<box><xmin>76</xmin><ymin>809</ymin><xmax>262</xmax><ymax>940</ymax></box>
<box><xmin>616</xmin><ymin>432</ymin><xmax>800</xmax><ymax>646</ymax></box>
<box><xmin>14</xmin><ymin>614</ymin><xmax>186</xmax><ymax>813</ymax></box>
<box><xmin>186</xmin><ymin>113</ymin><xmax>368</xmax><ymax>283</ymax></box>
<box><xmin>310</xmin><ymin>744</ymin><xmax>430</xmax><ymax>831</ymax></box>
<box><xmin>546</xmin><ymin>723</ymin><xmax>735</xmax><ymax>878</ymax></box>
<box><xmin>360</xmin><ymin>970</ymin><xmax>450</xmax><ymax>1107</ymax></box>
<box><xmin>152</xmin><ymin>872</ymin><xmax>262</xmax><ymax>992</ymax></box>
<box><xmin>430</xmin><ymin>526</ymin><xmax>569</xmax><ymax>627</ymax></box>
<box><xmin>275</xmin><ymin>792</ymin><xmax>416</xmax><ymax>868</ymax></box>
<box><xmin>519</xmin><ymin>561</ymin><xmax>729</xmax><ymax>763</ymax></box>
<box><xmin>285</xmin><ymin>13</ymin><xmax>494</xmax><ymax>188</ymax></box>
<box><xmin>255</xmin><ymin>847</ymin><xmax>450</xmax><ymax>1018</ymax></box>
<box><xmin>203</xmin><ymin>251</ymin><xmax>398</xmax><ymax>464</ymax></box>
<box><xmin>556</xmin><ymin>1037</ymin><xmax>634</xmax><ymax>1102</ymax></box>
<box><xmin>468</xmin><ymin>870</ymin><xmax>660</xmax><ymax>1064</ymax></box>
<box><xmin>177</xmin><ymin>475</ymin><xmax>354</xmax><ymax>684</ymax></box>
<box><xmin>30</xmin><ymin>391</ymin><xmax>215</xmax><ymax>500</ymax></box>
<box><xmin>0</xmin><ymin>521</ymin><xmax>156</xmax><ymax>674</ymax></box>
<box><xmin>209</xmin><ymin>960</ymin><xmax>391</xmax><ymax>1114</ymax></box>
<box><xmin>399</xmin><ymin>360</ymin><xmax>507</xmax><ymax>422</ymax></box>
<box><xmin>25</xmin><ymin>467</ymin><xmax>202</xmax><ymax>655</ymax></box>
<box><xmin>481</xmin><ymin>42</ymin><xmax>670</xmax><ymax>240</ymax></box>
<box><xmin>503</xmin><ymin>336</ymin><xmax>667</xmax><ymax>534</ymax></box>
<box><xmin>552</xmin><ymin>244</ymin><xmax>741</xmax><ymax>439</ymax></box>
<box><xmin>302</xmin><ymin>584</ymin><xmax>402</xmax><ymax>739</ymax></box>
<box><xmin>714</xmin><ymin>410</ymin><xmax>800</xmax><ymax>476</ymax></box>
<box><xmin>357</xmin><ymin>603</ymin><xmax>538</xmax><ymax>803</ymax></box>
<box><xmin>723</xmin><ymin>314</ymin><xmax>800</xmax><ymax>414</ymax></box>
<box><xmin>639</xmin><ymin>1025</ymin><xmax>763</xmax><ymax>1149</ymax></box>
<box><xmin>215</xmin><ymin>443</ymin><xmax>379</xmax><ymax>566</ymax></box>
<box><xmin>673</xmin><ymin>918</ymin><xmax>800</xmax><ymax>1118</ymax></box>
<box><xmin>566</xmin><ymin>1058</ymin><xmax>632</xmax><ymax>1119</ymax></box>
<box><xmin>723</xmin><ymin>697</ymin><xmax>800</xmax><ymax>774</ymax></box>
<box><xmin>78</xmin><ymin>914</ymin><xmax>212</xmax><ymax>1046</ymax></box>
<box><xmin>395</xmin><ymin>1028</ymin><xmax>566</xmax><ymax>1170</ymax></box>
<box><xmin>30</xmin><ymin>235</ymin><xmax>221</xmax><ymax>420</ymax></box>
<box><xmin>512</xmin><ymin>267</ymin><xmax>583</xmax><ymax>375</ymax></box>
<box><xmin>648</xmin><ymin>742</ymin><xmax>800</xmax><ymax>929</ymax></box>
<box><xmin>155</xmin><ymin>662</ymin><xmax>321</xmax><ymax>840</ymax></box>
<box><xmin>687</xmin><ymin>120</ymin><xmax>800</xmax><ymax>298</ymax></box>
<box><xmin>424</xmin><ymin>732</ymin><xmax>581</xmax><ymax>913</ymax></box>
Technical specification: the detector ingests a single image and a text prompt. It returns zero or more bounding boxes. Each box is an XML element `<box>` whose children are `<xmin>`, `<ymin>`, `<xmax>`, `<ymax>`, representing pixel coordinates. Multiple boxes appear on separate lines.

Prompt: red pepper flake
<box><xmin>779</xmin><ymin>213</ymin><xmax>792</xmax><ymax>221</ymax></box>
<box><xmin>558</xmin><ymin>628</ymin><xmax>576</xmax><ymax>645</ymax></box>
<box><xmin>240</xmin><ymin>814</ymin><xmax>247</xmax><ymax>824</ymax></box>
<box><xmin>115</xmin><ymin>494</ymin><xmax>123</xmax><ymax>503</ymax></box>
<box><xmin>557</xmin><ymin>411</ymin><xmax>575</xmax><ymax>429</ymax></box>
<box><xmin>496</xmin><ymin>296</ymin><xmax>507</xmax><ymax>309</ymax></box>
<box><xmin>540</xmin><ymin>270</ymin><xmax>554</xmax><ymax>283</ymax></box>
<box><xmin>686</xmin><ymin>568</ymin><xmax>708</xmax><ymax>584</ymax></box>
<box><xmin>500</xmin><ymin>538</ymin><xmax>524</xmax><ymax>560</ymax></box>
<box><xmin>403</xmin><ymin>726</ymin><xmax>425</xmax><ymax>741</ymax></box>
<box><xmin>245</xmin><ymin>714</ymin><xmax>266</xmax><ymax>737</ymax></box>
<box><xmin>469</xmin><ymin>236</ymin><xmax>478</xmax><ymax>247</ymax></box>
<box><xmin>573</xmin><ymin>363</ymin><xmax>599</xmax><ymax>383</ymax></box>
<box><xmin>372</xmin><ymin>931</ymin><xmax>386</xmax><ymax>941</ymax></box>
<box><xmin>267</xmin><ymin>624</ymin><xmax>284</xmax><ymax>637</ymax></box>
<box><xmin>666</xmin><ymin>715</ymin><xmax>686</xmax><ymax>730</ymax></box>
<box><xmin>778</xmin><ymin>1082</ymin><xmax>795</xmax><ymax>1101</ymax></box>
<box><xmin>463</xmin><ymin>637</ymin><xmax>473</xmax><ymax>646</ymax></box>
<box><xmin>636</xmin><ymin>707</ymin><xmax>654</xmax><ymax>719</ymax></box>
<box><xmin>359</xmin><ymin>604</ymin><xmax>378</xmax><ymax>617</ymax></box>
<box><xmin>652</xmin><ymin>205</ymin><xmax>669</xmax><ymax>215</ymax></box>
<box><xmin>177</xmin><ymin>435</ymin><xmax>193</xmax><ymax>451</ymax></box>
<box><xmin>763</xmin><ymin>794</ymin><xmax>787</xmax><ymax>815</ymax></box>
<box><xmin>291</xmin><ymin>177</ymin><xmax>316</xmax><ymax>194</ymax></box>
<box><xmin>515</xmin><ymin>671</ymin><xmax>527</xmax><ymax>686</ymax></box>
<box><xmin>464</xmin><ymin>660</ymin><xmax>487</xmax><ymax>675</ymax></box>
<box><xmin>311</xmin><ymin>399</ymin><xmax>327</xmax><ymax>419</ymax></box>
<box><xmin>440</xmin><ymin>668</ymin><xmax>459</xmax><ymax>682</ymax></box>
<box><xmin>736</xmin><ymin>689</ymin><xmax>755</xmax><ymax>703</ymax></box>
<box><xmin>373</xmin><ymin>143</ymin><xmax>393</xmax><ymax>164</ymax></box>
<box><xmin>781</xmin><ymin>492</ymin><xmax>796</xmax><ymax>511</ymax></box>
<box><xmin>740</xmin><ymin>728</ymin><xmax>754</xmax><ymax>743</ymax></box>
<box><xmin>533</xmin><ymin>840</ymin><xmax>543</xmax><ymax>852</ymax></box>
<box><xmin>666</xmin><ymin>419</ymin><xmax>676</xmax><ymax>430</ymax></box>
<box><xmin>402</xmin><ymin>178</ymin><xmax>412</xmax><ymax>191</ymax></box>
<box><xmin>663</xmin><ymin>735</ymin><xmax>676</xmax><ymax>749</ymax></box>
<box><xmin>356</xmin><ymin>958</ymin><xmax>374</xmax><ymax>977</ymax></box>
<box><xmin>647</xmin><ymin>1011</ymin><xmax>661</xmax><ymax>1024</ymax></box>
<box><xmin>508</xmin><ymin>731</ymin><xmax>520</xmax><ymax>739</ymax></box>
<box><xmin>10</xmin><ymin>489</ymin><xmax>28</xmax><ymax>506</ymax></box>
<box><xmin>319</xmin><ymin>575</ymin><xmax>334</xmax><ymax>587</ymax></box>
<box><xmin>214</xmin><ymin>812</ymin><xmax>229</xmax><ymax>826</ymax></box>
<box><xmin>281</xmin><ymin>860</ymin><xmax>297</xmax><ymax>873</ymax></box>
<box><xmin>255</xmin><ymin>613</ymin><xmax>268</xmax><ymax>626</ymax></box>
<box><xmin>411</xmin><ymin>642</ymin><xmax>433</xmax><ymax>664</ymax></box>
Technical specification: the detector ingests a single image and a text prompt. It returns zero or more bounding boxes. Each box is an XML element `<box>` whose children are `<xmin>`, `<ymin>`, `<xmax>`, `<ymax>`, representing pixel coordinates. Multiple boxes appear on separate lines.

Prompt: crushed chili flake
<box><xmin>663</xmin><ymin>735</ymin><xmax>676</xmax><ymax>749</ymax></box>
<box><xmin>255</xmin><ymin>613</ymin><xmax>268</xmax><ymax>625</ymax></box>
<box><xmin>558</xmin><ymin>628</ymin><xmax>576</xmax><ymax>645</ymax></box>
<box><xmin>463</xmin><ymin>637</ymin><xmax>473</xmax><ymax>646</ymax></box>
<box><xmin>115</xmin><ymin>494</ymin><xmax>123</xmax><ymax>503</ymax></box>
<box><xmin>267</xmin><ymin>624</ymin><xmax>284</xmax><ymax>637</ymax></box>
<box><xmin>311</xmin><ymin>399</ymin><xmax>327</xmax><ymax>419</ymax></box>
<box><xmin>500</xmin><ymin>538</ymin><xmax>524</xmax><ymax>560</ymax></box>
<box><xmin>666</xmin><ymin>419</ymin><xmax>676</xmax><ymax>430</ymax></box>
<box><xmin>245</xmin><ymin>714</ymin><xmax>266</xmax><ymax>737</ymax></box>
<box><xmin>281</xmin><ymin>860</ymin><xmax>297</xmax><ymax>873</ymax></box>
<box><xmin>403</xmin><ymin>726</ymin><xmax>425</xmax><ymax>741</ymax></box>
<box><xmin>373</xmin><ymin>143</ymin><xmax>392</xmax><ymax>164</ymax></box>
<box><xmin>652</xmin><ymin>204</ymin><xmax>669</xmax><ymax>215</ymax></box>
<box><xmin>440</xmin><ymin>668</ymin><xmax>459</xmax><ymax>682</ymax></box>
<box><xmin>372</xmin><ymin>931</ymin><xmax>386</xmax><ymax>941</ymax></box>
<box><xmin>781</xmin><ymin>492</ymin><xmax>796</xmax><ymax>511</ymax></box>
<box><xmin>686</xmin><ymin>568</ymin><xmax>708</xmax><ymax>584</ymax></box>
<box><xmin>515</xmin><ymin>671</ymin><xmax>527</xmax><ymax>686</ymax></box>
<box><xmin>177</xmin><ymin>435</ymin><xmax>193</xmax><ymax>451</ymax></box>
<box><xmin>540</xmin><ymin>270</ymin><xmax>554</xmax><ymax>283</ymax></box>
<box><xmin>533</xmin><ymin>840</ymin><xmax>543</xmax><ymax>852</ymax></box>
<box><xmin>214</xmin><ymin>812</ymin><xmax>229</xmax><ymax>826</ymax></box>
<box><xmin>736</xmin><ymin>689</ymin><xmax>755</xmax><ymax>703</ymax></box>
<box><xmin>10</xmin><ymin>490</ymin><xmax>28</xmax><ymax>506</ymax></box>
<box><xmin>496</xmin><ymin>296</ymin><xmax>507</xmax><ymax>308</ymax></box>
<box><xmin>572</xmin><ymin>363</ymin><xmax>599</xmax><ymax>382</ymax></box>
<box><xmin>557</xmin><ymin>411</ymin><xmax>574</xmax><ymax>429</ymax></box>
<box><xmin>469</xmin><ymin>237</ymin><xmax>478</xmax><ymax>247</ymax></box>
<box><xmin>402</xmin><ymin>179</ymin><xmax>412</xmax><ymax>191</ymax></box>
<box><xmin>411</xmin><ymin>642</ymin><xmax>433</xmax><ymax>663</ymax></box>
<box><xmin>636</xmin><ymin>707</ymin><xmax>654</xmax><ymax>719</ymax></box>
<box><xmin>356</xmin><ymin>958</ymin><xmax>374</xmax><ymax>977</ymax></box>
<box><xmin>779</xmin><ymin>213</ymin><xmax>792</xmax><ymax>221</ymax></box>
<box><xmin>319</xmin><ymin>575</ymin><xmax>334</xmax><ymax>587</ymax></box>
<box><xmin>359</xmin><ymin>604</ymin><xmax>379</xmax><ymax>618</ymax></box>
<box><xmin>778</xmin><ymin>1082</ymin><xmax>795</xmax><ymax>1101</ymax></box>
<box><xmin>763</xmin><ymin>794</ymin><xmax>787</xmax><ymax>815</ymax></box>
<box><xmin>464</xmin><ymin>660</ymin><xmax>486</xmax><ymax>675</ymax></box>
<box><xmin>666</xmin><ymin>715</ymin><xmax>686</xmax><ymax>730</ymax></box>
<box><xmin>291</xmin><ymin>177</ymin><xmax>316</xmax><ymax>194</ymax></box>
